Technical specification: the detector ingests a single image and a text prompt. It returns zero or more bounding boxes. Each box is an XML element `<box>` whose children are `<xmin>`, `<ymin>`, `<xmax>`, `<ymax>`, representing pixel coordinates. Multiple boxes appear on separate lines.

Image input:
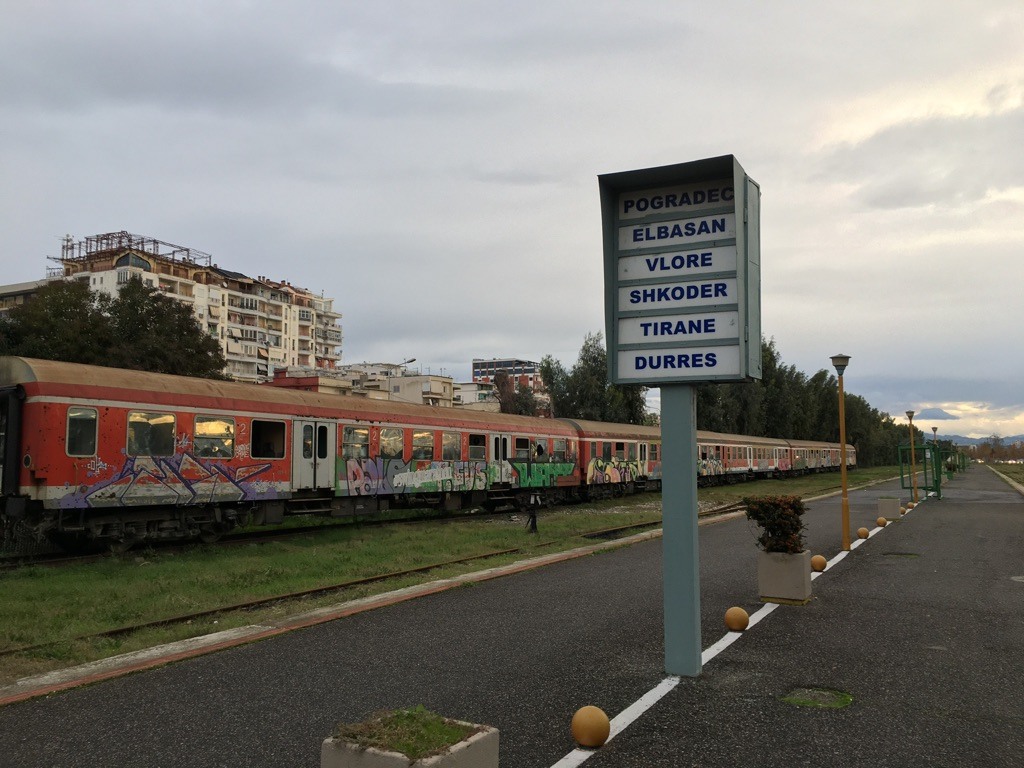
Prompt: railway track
<box><xmin>0</xmin><ymin>500</ymin><xmax>748</xmax><ymax>572</ymax></box>
<box><xmin>0</xmin><ymin>501</ymin><xmax>750</xmax><ymax>661</ymax></box>
<box><xmin>0</xmin><ymin>518</ymin><xmax>648</xmax><ymax>660</ymax></box>
<box><xmin>0</xmin><ymin>507</ymin><xmax>546</xmax><ymax>571</ymax></box>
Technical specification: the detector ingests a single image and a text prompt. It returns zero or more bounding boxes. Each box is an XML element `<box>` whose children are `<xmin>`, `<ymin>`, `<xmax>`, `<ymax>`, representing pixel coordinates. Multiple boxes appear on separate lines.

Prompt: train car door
<box><xmin>293</xmin><ymin>420</ymin><xmax>337</xmax><ymax>491</ymax></box>
<box><xmin>491</xmin><ymin>433</ymin><xmax>513</xmax><ymax>484</ymax></box>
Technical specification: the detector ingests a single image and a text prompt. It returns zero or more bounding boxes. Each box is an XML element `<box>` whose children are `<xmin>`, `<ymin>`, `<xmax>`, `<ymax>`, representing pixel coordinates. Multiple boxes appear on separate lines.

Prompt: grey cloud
<box><xmin>856</xmin><ymin>375</ymin><xmax>1024</xmax><ymax>416</ymax></box>
<box><xmin>817</xmin><ymin>105</ymin><xmax>1024</xmax><ymax>210</ymax></box>
<box><xmin>916</xmin><ymin>408</ymin><xmax>958</xmax><ymax>420</ymax></box>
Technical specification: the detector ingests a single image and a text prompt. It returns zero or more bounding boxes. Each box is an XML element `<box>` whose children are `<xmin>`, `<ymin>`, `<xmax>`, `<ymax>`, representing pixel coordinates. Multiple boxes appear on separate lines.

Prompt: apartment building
<box><xmin>48</xmin><ymin>231</ymin><xmax>343</xmax><ymax>382</ymax></box>
<box><xmin>471</xmin><ymin>357</ymin><xmax>545</xmax><ymax>391</ymax></box>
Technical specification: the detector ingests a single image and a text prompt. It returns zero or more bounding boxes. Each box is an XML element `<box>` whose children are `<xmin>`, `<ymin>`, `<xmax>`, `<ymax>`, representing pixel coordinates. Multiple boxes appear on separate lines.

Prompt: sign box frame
<box><xmin>600</xmin><ymin>155</ymin><xmax>762</xmax><ymax>385</ymax></box>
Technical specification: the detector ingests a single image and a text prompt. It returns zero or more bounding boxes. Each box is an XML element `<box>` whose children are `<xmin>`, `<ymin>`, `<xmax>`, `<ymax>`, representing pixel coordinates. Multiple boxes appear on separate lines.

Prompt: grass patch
<box><xmin>991</xmin><ymin>462</ymin><xmax>1024</xmax><ymax>485</ymax></box>
<box><xmin>0</xmin><ymin>467</ymin><xmax>899</xmax><ymax>685</ymax></box>
<box><xmin>332</xmin><ymin>705</ymin><xmax>477</xmax><ymax>760</ymax></box>
<box><xmin>781</xmin><ymin>687</ymin><xmax>853</xmax><ymax>709</ymax></box>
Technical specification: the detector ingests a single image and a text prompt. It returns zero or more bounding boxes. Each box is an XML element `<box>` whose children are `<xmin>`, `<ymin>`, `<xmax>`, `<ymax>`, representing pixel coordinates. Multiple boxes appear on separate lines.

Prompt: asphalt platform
<box><xmin>1</xmin><ymin>465</ymin><xmax>1022</xmax><ymax>767</ymax></box>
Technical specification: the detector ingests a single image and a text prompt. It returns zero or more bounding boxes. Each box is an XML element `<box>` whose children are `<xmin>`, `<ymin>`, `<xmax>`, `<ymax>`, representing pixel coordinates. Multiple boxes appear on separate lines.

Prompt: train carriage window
<box><xmin>515</xmin><ymin>437</ymin><xmax>530</xmax><ymax>460</ymax></box>
<box><xmin>194</xmin><ymin>416</ymin><xmax>235</xmax><ymax>459</ymax></box>
<box><xmin>317</xmin><ymin>425</ymin><xmax>329</xmax><ymax>460</ymax></box>
<box><xmin>553</xmin><ymin>439</ymin><xmax>567</xmax><ymax>462</ymax></box>
<box><xmin>127</xmin><ymin>411</ymin><xmax>176</xmax><ymax>457</ymax></box>
<box><xmin>614</xmin><ymin>442</ymin><xmax>626</xmax><ymax>461</ymax></box>
<box><xmin>640</xmin><ymin>443</ymin><xmax>647</xmax><ymax>462</ymax></box>
<box><xmin>342</xmin><ymin>426</ymin><xmax>369</xmax><ymax>460</ymax></box>
<box><xmin>468</xmin><ymin>433</ymin><xmax>486</xmax><ymax>461</ymax></box>
<box><xmin>628</xmin><ymin>443</ymin><xmax>637</xmax><ymax>461</ymax></box>
<box><xmin>251</xmin><ymin>420</ymin><xmax>286</xmax><ymax>458</ymax></box>
<box><xmin>412</xmin><ymin>430</ymin><xmax>433</xmax><ymax>460</ymax></box>
<box><xmin>602</xmin><ymin>442</ymin><xmax>612</xmax><ymax>461</ymax></box>
<box><xmin>67</xmin><ymin>407</ymin><xmax>98</xmax><ymax>457</ymax></box>
<box><xmin>650</xmin><ymin>443</ymin><xmax>660</xmax><ymax>461</ymax></box>
<box><xmin>380</xmin><ymin>428</ymin><xmax>404</xmax><ymax>460</ymax></box>
<box><xmin>441</xmin><ymin>431</ymin><xmax>460</xmax><ymax>461</ymax></box>
<box><xmin>301</xmin><ymin>425</ymin><xmax>314</xmax><ymax>459</ymax></box>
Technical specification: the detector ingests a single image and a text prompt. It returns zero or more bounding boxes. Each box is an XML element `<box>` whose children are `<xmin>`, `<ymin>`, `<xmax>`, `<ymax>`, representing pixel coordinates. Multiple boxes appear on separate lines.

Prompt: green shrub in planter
<box><xmin>744</xmin><ymin>495</ymin><xmax>807</xmax><ymax>554</ymax></box>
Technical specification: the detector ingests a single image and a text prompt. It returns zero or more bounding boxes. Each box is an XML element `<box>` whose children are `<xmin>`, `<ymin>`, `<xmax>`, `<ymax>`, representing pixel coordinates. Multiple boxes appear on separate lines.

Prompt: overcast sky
<box><xmin>3</xmin><ymin>1</ymin><xmax>1022</xmax><ymax>438</ymax></box>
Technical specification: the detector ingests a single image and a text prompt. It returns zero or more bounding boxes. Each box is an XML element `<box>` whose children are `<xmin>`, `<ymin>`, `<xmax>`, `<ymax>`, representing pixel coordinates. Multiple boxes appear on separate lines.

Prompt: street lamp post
<box><xmin>906</xmin><ymin>410</ymin><xmax>918</xmax><ymax>503</ymax></box>
<box><xmin>830</xmin><ymin>354</ymin><xmax>851</xmax><ymax>551</ymax></box>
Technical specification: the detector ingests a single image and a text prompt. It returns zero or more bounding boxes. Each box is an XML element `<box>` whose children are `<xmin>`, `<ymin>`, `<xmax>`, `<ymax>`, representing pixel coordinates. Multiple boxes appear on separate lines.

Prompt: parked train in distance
<box><xmin>0</xmin><ymin>357</ymin><xmax>855</xmax><ymax>550</ymax></box>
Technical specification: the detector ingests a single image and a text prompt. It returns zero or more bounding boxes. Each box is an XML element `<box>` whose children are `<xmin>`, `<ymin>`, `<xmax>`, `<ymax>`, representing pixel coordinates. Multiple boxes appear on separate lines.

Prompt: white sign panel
<box><xmin>616</xmin><ymin>345</ymin><xmax>742</xmax><ymax>381</ymax></box>
<box><xmin>617</xmin><ymin>311</ymin><xmax>739</xmax><ymax>345</ymax></box>
<box><xmin>617</xmin><ymin>179</ymin><xmax>735</xmax><ymax>221</ymax></box>
<box><xmin>617</xmin><ymin>246</ymin><xmax>738</xmax><ymax>281</ymax></box>
<box><xmin>617</xmin><ymin>278</ymin><xmax>738</xmax><ymax>312</ymax></box>
<box><xmin>618</xmin><ymin>213</ymin><xmax>736</xmax><ymax>251</ymax></box>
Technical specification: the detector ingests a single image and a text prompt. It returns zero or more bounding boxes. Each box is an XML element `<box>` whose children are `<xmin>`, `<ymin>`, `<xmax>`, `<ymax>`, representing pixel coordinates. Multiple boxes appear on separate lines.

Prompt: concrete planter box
<box><xmin>757</xmin><ymin>550</ymin><xmax>812</xmax><ymax>604</ymax></box>
<box><xmin>321</xmin><ymin>723</ymin><xmax>498</xmax><ymax>768</ymax></box>
<box><xmin>878</xmin><ymin>497</ymin><xmax>901</xmax><ymax>521</ymax></box>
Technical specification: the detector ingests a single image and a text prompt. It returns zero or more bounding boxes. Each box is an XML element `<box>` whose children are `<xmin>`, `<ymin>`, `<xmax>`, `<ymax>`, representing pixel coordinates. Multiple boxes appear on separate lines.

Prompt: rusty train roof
<box><xmin>0</xmin><ymin>357</ymin><xmax>854</xmax><ymax>451</ymax></box>
<box><xmin>0</xmin><ymin>357</ymin><xmax>575</xmax><ymax>434</ymax></box>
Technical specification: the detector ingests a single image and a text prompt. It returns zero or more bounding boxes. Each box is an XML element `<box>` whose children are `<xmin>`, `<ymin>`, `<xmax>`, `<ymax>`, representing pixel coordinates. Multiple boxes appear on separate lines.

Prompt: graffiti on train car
<box><xmin>506</xmin><ymin>461</ymin><xmax>577</xmax><ymax>488</ymax></box>
<box><xmin>61</xmin><ymin>453</ymin><xmax>278</xmax><ymax>509</ymax></box>
<box><xmin>343</xmin><ymin>459</ymin><xmax>578</xmax><ymax>495</ymax></box>
<box><xmin>587</xmin><ymin>458</ymin><xmax>641</xmax><ymax>484</ymax></box>
<box><xmin>344</xmin><ymin>459</ymin><xmax>490</xmax><ymax>495</ymax></box>
<box><xmin>698</xmin><ymin>457</ymin><xmax>725</xmax><ymax>477</ymax></box>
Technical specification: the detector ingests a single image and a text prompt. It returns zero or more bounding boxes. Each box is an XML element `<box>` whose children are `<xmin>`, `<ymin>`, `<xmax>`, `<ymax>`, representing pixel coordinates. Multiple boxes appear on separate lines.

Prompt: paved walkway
<box><xmin>0</xmin><ymin>466</ymin><xmax>1021</xmax><ymax>767</ymax></box>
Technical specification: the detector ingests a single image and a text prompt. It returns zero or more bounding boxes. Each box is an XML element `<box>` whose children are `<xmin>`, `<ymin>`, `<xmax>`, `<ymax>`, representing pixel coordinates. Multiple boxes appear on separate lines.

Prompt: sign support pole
<box><xmin>661</xmin><ymin>383</ymin><xmax>702</xmax><ymax>676</ymax></box>
<box><xmin>599</xmin><ymin>155</ymin><xmax>761</xmax><ymax>679</ymax></box>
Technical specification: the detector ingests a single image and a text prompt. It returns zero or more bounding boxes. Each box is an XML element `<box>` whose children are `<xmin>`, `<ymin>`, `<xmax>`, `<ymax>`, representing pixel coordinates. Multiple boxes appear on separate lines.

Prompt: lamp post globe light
<box><xmin>830</xmin><ymin>354</ymin><xmax>851</xmax><ymax>551</ymax></box>
<box><xmin>906</xmin><ymin>410</ymin><xmax>918</xmax><ymax>503</ymax></box>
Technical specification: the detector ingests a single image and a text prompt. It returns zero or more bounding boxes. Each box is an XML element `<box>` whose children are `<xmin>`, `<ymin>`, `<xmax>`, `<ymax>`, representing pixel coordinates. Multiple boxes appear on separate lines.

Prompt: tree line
<box><xmin>495</xmin><ymin>332</ymin><xmax>919</xmax><ymax>468</ymax></box>
<box><xmin>0</xmin><ymin>279</ymin><xmax>227</xmax><ymax>378</ymax></box>
<box><xmin>1</xmin><ymin>283</ymin><xmax>923</xmax><ymax>468</ymax></box>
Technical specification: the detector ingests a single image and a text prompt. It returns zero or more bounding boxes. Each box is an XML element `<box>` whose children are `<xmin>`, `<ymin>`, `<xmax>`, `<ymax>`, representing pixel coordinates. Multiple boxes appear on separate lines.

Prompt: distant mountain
<box><xmin>936</xmin><ymin>434</ymin><xmax>1024</xmax><ymax>446</ymax></box>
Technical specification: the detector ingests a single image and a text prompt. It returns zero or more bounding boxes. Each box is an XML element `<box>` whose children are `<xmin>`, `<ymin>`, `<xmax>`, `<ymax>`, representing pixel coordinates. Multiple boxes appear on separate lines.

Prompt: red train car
<box><xmin>0</xmin><ymin>356</ymin><xmax>855</xmax><ymax>550</ymax></box>
<box><xmin>0</xmin><ymin>357</ymin><xmax>581</xmax><ymax>549</ymax></box>
<box><xmin>559</xmin><ymin>419</ymin><xmax>662</xmax><ymax>497</ymax></box>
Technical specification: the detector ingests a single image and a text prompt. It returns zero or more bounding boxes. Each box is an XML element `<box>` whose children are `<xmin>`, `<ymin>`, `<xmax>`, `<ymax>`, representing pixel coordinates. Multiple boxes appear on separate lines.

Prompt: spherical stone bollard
<box><xmin>876</xmin><ymin>517</ymin><xmax>888</xmax><ymax>527</ymax></box>
<box><xmin>571</xmin><ymin>706</ymin><xmax>611</xmax><ymax>749</ymax></box>
<box><xmin>811</xmin><ymin>554</ymin><xmax>828</xmax><ymax>572</ymax></box>
<box><xmin>857</xmin><ymin>527</ymin><xmax>870</xmax><ymax>539</ymax></box>
<box><xmin>725</xmin><ymin>606</ymin><xmax>749</xmax><ymax>631</ymax></box>
<box><xmin>900</xmin><ymin>506</ymin><xmax>907</xmax><ymax>515</ymax></box>
<box><xmin>906</xmin><ymin>501</ymin><xmax>916</xmax><ymax>509</ymax></box>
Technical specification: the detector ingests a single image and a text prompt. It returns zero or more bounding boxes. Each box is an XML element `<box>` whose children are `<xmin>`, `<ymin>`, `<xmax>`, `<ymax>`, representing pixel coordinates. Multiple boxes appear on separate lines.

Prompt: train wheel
<box><xmin>108</xmin><ymin>536</ymin><xmax>139</xmax><ymax>554</ymax></box>
<box><xmin>198</xmin><ymin>528</ymin><xmax>222</xmax><ymax>545</ymax></box>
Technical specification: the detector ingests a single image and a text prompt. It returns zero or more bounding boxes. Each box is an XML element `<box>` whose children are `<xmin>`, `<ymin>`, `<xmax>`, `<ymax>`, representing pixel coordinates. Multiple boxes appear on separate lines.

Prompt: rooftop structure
<box><xmin>471</xmin><ymin>357</ymin><xmax>545</xmax><ymax>392</ymax></box>
<box><xmin>49</xmin><ymin>231</ymin><xmax>343</xmax><ymax>383</ymax></box>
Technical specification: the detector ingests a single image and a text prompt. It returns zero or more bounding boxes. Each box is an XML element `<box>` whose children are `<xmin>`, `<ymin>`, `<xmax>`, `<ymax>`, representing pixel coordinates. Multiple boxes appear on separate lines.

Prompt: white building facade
<box><xmin>53</xmin><ymin>231</ymin><xmax>342</xmax><ymax>383</ymax></box>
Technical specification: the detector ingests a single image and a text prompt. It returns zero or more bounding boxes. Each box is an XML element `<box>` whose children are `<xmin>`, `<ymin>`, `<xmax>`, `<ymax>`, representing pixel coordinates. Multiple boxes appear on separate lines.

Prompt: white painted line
<box><xmin>744</xmin><ymin>601</ymin><xmax>778</xmax><ymax>630</ymax></box>
<box><xmin>607</xmin><ymin>676</ymin><xmax>681</xmax><ymax>739</ymax></box>
<box><xmin>700</xmin><ymin>631</ymin><xmax>743</xmax><ymax>664</ymax></box>
<box><xmin>550</xmin><ymin>600</ymin><xmax>780</xmax><ymax>767</ymax></box>
<box><xmin>829</xmin><ymin>550</ymin><xmax>849</xmax><ymax>568</ymax></box>
<box><xmin>549</xmin><ymin>515</ymin><xmax>893</xmax><ymax>767</ymax></box>
<box><xmin>550</xmin><ymin>676</ymin><xmax>681</xmax><ymax>768</ymax></box>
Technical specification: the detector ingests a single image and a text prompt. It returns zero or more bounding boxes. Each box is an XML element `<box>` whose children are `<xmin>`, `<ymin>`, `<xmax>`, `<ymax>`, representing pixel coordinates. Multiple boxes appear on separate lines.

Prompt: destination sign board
<box><xmin>599</xmin><ymin>155</ymin><xmax>762</xmax><ymax>385</ymax></box>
